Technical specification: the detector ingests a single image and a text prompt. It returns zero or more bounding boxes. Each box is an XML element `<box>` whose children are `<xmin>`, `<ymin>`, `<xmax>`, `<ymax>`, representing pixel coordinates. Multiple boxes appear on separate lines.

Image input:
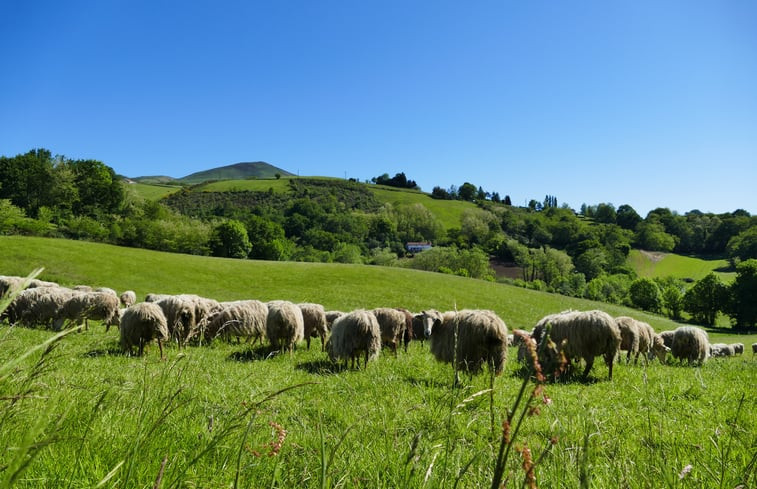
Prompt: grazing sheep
<box><xmin>95</xmin><ymin>287</ymin><xmax>118</xmax><ymax>297</ymax></box>
<box><xmin>659</xmin><ymin>330</ymin><xmax>675</xmax><ymax>349</ymax></box>
<box><xmin>73</xmin><ymin>285</ymin><xmax>93</xmax><ymax>293</ymax></box>
<box><xmin>6</xmin><ymin>287</ymin><xmax>78</xmax><ymax>328</ymax></box>
<box><xmin>731</xmin><ymin>343</ymin><xmax>744</xmax><ymax>355</ymax></box>
<box><xmin>145</xmin><ymin>293</ymin><xmax>170</xmax><ymax>303</ymax></box>
<box><xmin>325</xmin><ymin>309</ymin><xmax>381</xmax><ymax>369</ymax></box>
<box><xmin>119</xmin><ymin>290</ymin><xmax>137</xmax><ymax>307</ymax></box>
<box><xmin>372</xmin><ymin>307</ymin><xmax>407</xmax><ymax>355</ymax></box>
<box><xmin>54</xmin><ymin>291</ymin><xmax>120</xmax><ymax>331</ymax></box>
<box><xmin>119</xmin><ymin>302</ymin><xmax>169</xmax><ymax>358</ymax></box>
<box><xmin>511</xmin><ymin>329</ymin><xmax>535</xmax><ymax>365</ymax></box>
<box><xmin>411</xmin><ymin>313</ymin><xmax>426</xmax><ymax>347</ymax></box>
<box><xmin>532</xmin><ymin>310</ymin><xmax>621</xmax><ymax>380</ymax></box>
<box><xmin>0</xmin><ymin>276</ymin><xmax>26</xmax><ymax>298</ymax></box>
<box><xmin>709</xmin><ymin>343</ymin><xmax>735</xmax><ymax>357</ymax></box>
<box><xmin>396</xmin><ymin>308</ymin><xmax>414</xmax><ymax>352</ymax></box>
<box><xmin>753</xmin><ymin>343</ymin><xmax>757</xmax><ymax>355</ymax></box>
<box><xmin>170</xmin><ymin>294</ymin><xmax>221</xmax><ymax>343</ymax></box>
<box><xmin>670</xmin><ymin>326</ymin><xmax>709</xmax><ymax>365</ymax></box>
<box><xmin>636</xmin><ymin>321</ymin><xmax>669</xmax><ymax>364</ymax></box>
<box><xmin>325</xmin><ymin>310</ymin><xmax>345</xmax><ymax>331</ymax></box>
<box><xmin>156</xmin><ymin>296</ymin><xmax>197</xmax><ymax>345</ymax></box>
<box><xmin>298</xmin><ymin>303</ymin><xmax>329</xmax><ymax>351</ymax></box>
<box><xmin>28</xmin><ymin>279</ymin><xmax>59</xmax><ymax>288</ymax></box>
<box><xmin>615</xmin><ymin>316</ymin><xmax>641</xmax><ymax>363</ymax></box>
<box><xmin>424</xmin><ymin>309</ymin><xmax>508</xmax><ymax>375</ymax></box>
<box><xmin>266</xmin><ymin>300</ymin><xmax>305</xmax><ymax>352</ymax></box>
<box><xmin>206</xmin><ymin>300</ymin><xmax>268</xmax><ymax>344</ymax></box>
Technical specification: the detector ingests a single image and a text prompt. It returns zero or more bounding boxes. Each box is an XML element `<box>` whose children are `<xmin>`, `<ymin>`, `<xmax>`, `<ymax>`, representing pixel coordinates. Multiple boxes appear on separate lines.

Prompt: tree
<box><xmin>594</xmin><ymin>203</ymin><xmax>617</xmax><ymax>224</ymax></box>
<box><xmin>629</xmin><ymin>278</ymin><xmax>662</xmax><ymax>313</ymax></box>
<box><xmin>656</xmin><ymin>277</ymin><xmax>685</xmax><ymax>320</ymax></box>
<box><xmin>458</xmin><ymin>182</ymin><xmax>477</xmax><ymax>201</ymax></box>
<box><xmin>504</xmin><ymin>195</ymin><xmax>512</xmax><ymax>206</ymax></box>
<box><xmin>209</xmin><ymin>219</ymin><xmax>252</xmax><ymax>258</ymax></box>
<box><xmin>616</xmin><ymin>204</ymin><xmax>642</xmax><ymax>231</ymax></box>
<box><xmin>727</xmin><ymin>259</ymin><xmax>757</xmax><ymax>328</ymax></box>
<box><xmin>68</xmin><ymin>159</ymin><xmax>125</xmax><ymax>216</ymax></box>
<box><xmin>726</xmin><ymin>227</ymin><xmax>757</xmax><ymax>266</ymax></box>
<box><xmin>683</xmin><ymin>273</ymin><xmax>728</xmax><ymax>326</ymax></box>
<box><xmin>634</xmin><ymin>218</ymin><xmax>677</xmax><ymax>251</ymax></box>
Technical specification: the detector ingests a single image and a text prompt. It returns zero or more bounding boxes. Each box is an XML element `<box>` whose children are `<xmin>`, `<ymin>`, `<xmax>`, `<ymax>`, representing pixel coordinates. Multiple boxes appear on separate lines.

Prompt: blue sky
<box><xmin>1</xmin><ymin>1</ymin><xmax>755</xmax><ymax>217</ymax></box>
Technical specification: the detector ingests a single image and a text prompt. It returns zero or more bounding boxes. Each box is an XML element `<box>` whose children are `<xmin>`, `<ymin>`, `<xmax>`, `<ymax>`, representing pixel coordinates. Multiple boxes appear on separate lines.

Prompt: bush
<box><xmin>683</xmin><ymin>273</ymin><xmax>728</xmax><ymax>326</ymax></box>
<box><xmin>629</xmin><ymin>278</ymin><xmax>662</xmax><ymax>313</ymax></box>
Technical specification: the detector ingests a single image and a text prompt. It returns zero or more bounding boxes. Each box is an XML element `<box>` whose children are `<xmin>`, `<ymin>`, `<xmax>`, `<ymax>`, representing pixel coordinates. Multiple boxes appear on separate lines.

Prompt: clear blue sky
<box><xmin>2</xmin><ymin>1</ymin><xmax>755</xmax><ymax>217</ymax></box>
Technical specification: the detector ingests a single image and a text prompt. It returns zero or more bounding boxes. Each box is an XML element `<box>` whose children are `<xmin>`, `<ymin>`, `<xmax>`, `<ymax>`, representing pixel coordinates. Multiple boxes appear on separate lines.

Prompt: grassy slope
<box><xmin>1</xmin><ymin>236</ymin><xmax>756</xmax><ymax>488</ymax></box>
<box><xmin>125</xmin><ymin>182</ymin><xmax>182</xmax><ymax>200</ymax></box>
<box><xmin>627</xmin><ymin>249</ymin><xmax>736</xmax><ymax>283</ymax></box>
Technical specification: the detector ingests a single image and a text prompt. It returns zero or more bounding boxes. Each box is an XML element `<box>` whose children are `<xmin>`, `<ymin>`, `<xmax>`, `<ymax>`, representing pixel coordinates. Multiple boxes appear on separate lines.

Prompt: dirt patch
<box><xmin>489</xmin><ymin>258</ymin><xmax>524</xmax><ymax>280</ymax></box>
<box><xmin>639</xmin><ymin>250</ymin><xmax>667</xmax><ymax>263</ymax></box>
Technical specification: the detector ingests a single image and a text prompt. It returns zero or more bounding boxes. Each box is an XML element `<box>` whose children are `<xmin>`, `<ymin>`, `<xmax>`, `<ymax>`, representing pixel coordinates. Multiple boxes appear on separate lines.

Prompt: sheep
<box><xmin>670</xmin><ymin>326</ymin><xmax>709</xmax><ymax>365</ymax></box>
<box><xmin>156</xmin><ymin>296</ymin><xmax>197</xmax><ymax>345</ymax></box>
<box><xmin>298</xmin><ymin>303</ymin><xmax>328</xmax><ymax>351</ymax></box>
<box><xmin>731</xmin><ymin>343</ymin><xmax>744</xmax><ymax>355</ymax></box>
<box><xmin>325</xmin><ymin>310</ymin><xmax>345</xmax><ymax>330</ymax></box>
<box><xmin>396</xmin><ymin>308</ymin><xmax>414</xmax><ymax>352</ymax></box>
<box><xmin>423</xmin><ymin>309</ymin><xmax>508</xmax><ymax>375</ymax></box>
<box><xmin>753</xmin><ymin>343</ymin><xmax>757</xmax><ymax>355</ymax></box>
<box><xmin>415</xmin><ymin>309</ymin><xmax>443</xmax><ymax>349</ymax></box>
<box><xmin>28</xmin><ymin>279</ymin><xmax>59</xmax><ymax>288</ymax></box>
<box><xmin>325</xmin><ymin>309</ymin><xmax>381</xmax><ymax>369</ymax></box>
<box><xmin>709</xmin><ymin>343</ymin><xmax>735</xmax><ymax>357</ymax></box>
<box><xmin>54</xmin><ymin>291</ymin><xmax>120</xmax><ymax>331</ymax></box>
<box><xmin>6</xmin><ymin>287</ymin><xmax>78</xmax><ymax>328</ymax></box>
<box><xmin>266</xmin><ymin>300</ymin><xmax>305</xmax><ymax>353</ymax></box>
<box><xmin>145</xmin><ymin>293</ymin><xmax>171</xmax><ymax>303</ymax></box>
<box><xmin>119</xmin><ymin>290</ymin><xmax>137</xmax><ymax>307</ymax></box>
<box><xmin>636</xmin><ymin>321</ymin><xmax>669</xmax><ymax>364</ymax></box>
<box><xmin>95</xmin><ymin>287</ymin><xmax>118</xmax><ymax>297</ymax></box>
<box><xmin>72</xmin><ymin>285</ymin><xmax>93</xmax><ymax>293</ymax></box>
<box><xmin>615</xmin><ymin>316</ymin><xmax>641</xmax><ymax>363</ymax></box>
<box><xmin>205</xmin><ymin>300</ymin><xmax>268</xmax><ymax>344</ymax></box>
<box><xmin>119</xmin><ymin>302</ymin><xmax>169</xmax><ymax>358</ymax></box>
<box><xmin>532</xmin><ymin>310</ymin><xmax>621</xmax><ymax>380</ymax></box>
<box><xmin>172</xmin><ymin>294</ymin><xmax>222</xmax><ymax>343</ymax></box>
<box><xmin>659</xmin><ymin>330</ymin><xmax>675</xmax><ymax>349</ymax></box>
<box><xmin>372</xmin><ymin>307</ymin><xmax>407</xmax><ymax>355</ymax></box>
<box><xmin>510</xmin><ymin>329</ymin><xmax>535</xmax><ymax>365</ymax></box>
<box><xmin>0</xmin><ymin>276</ymin><xmax>26</xmax><ymax>298</ymax></box>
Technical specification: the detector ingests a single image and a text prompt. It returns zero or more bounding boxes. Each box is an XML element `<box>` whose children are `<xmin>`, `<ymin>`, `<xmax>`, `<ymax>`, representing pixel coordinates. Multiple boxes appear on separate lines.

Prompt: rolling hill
<box><xmin>131</xmin><ymin>161</ymin><xmax>293</xmax><ymax>185</ymax></box>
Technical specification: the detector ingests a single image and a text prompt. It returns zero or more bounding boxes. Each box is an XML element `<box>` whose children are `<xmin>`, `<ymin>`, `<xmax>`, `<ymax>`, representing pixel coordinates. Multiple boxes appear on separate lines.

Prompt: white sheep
<box><xmin>731</xmin><ymin>343</ymin><xmax>744</xmax><ymax>355</ymax></box>
<box><xmin>325</xmin><ymin>310</ymin><xmax>345</xmax><ymax>331</ymax></box>
<box><xmin>156</xmin><ymin>296</ymin><xmax>197</xmax><ymax>345</ymax></box>
<box><xmin>266</xmin><ymin>300</ymin><xmax>305</xmax><ymax>353</ymax></box>
<box><xmin>753</xmin><ymin>343</ymin><xmax>757</xmax><ymax>356</ymax></box>
<box><xmin>636</xmin><ymin>321</ymin><xmax>669</xmax><ymax>364</ymax></box>
<box><xmin>424</xmin><ymin>309</ymin><xmax>509</xmax><ymax>375</ymax></box>
<box><xmin>615</xmin><ymin>316</ymin><xmax>641</xmax><ymax>363</ymax></box>
<box><xmin>119</xmin><ymin>290</ymin><xmax>137</xmax><ymax>307</ymax></box>
<box><xmin>709</xmin><ymin>343</ymin><xmax>735</xmax><ymax>357</ymax></box>
<box><xmin>298</xmin><ymin>303</ymin><xmax>328</xmax><ymax>351</ymax></box>
<box><xmin>206</xmin><ymin>300</ymin><xmax>268</xmax><ymax>345</ymax></box>
<box><xmin>670</xmin><ymin>326</ymin><xmax>709</xmax><ymax>365</ymax></box>
<box><xmin>372</xmin><ymin>307</ymin><xmax>407</xmax><ymax>356</ymax></box>
<box><xmin>54</xmin><ymin>291</ymin><xmax>120</xmax><ymax>331</ymax></box>
<box><xmin>119</xmin><ymin>302</ymin><xmax>169</xmax><ymax>358</ymax></box>
<box><xmin>532</xmin><ymin>310</ymin><xmax>621</xmax><ymax>380</ymax></box>
<box><xmin>325</xmin><ymin>309</ymin><xmax>381</xmax><ymax>369</ymax></box>
<box><xmin>6</xmin><ymin>287</ymin><xmax>78</xmax><ymax>328</ymax></box>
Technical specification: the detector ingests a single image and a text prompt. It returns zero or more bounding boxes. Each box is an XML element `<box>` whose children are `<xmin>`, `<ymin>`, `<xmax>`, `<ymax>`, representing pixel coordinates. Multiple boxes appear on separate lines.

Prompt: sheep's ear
<box><xmin>433</xmin><ymin>318</ymin><xmax>442</xmax><ymax>329</ymax></box>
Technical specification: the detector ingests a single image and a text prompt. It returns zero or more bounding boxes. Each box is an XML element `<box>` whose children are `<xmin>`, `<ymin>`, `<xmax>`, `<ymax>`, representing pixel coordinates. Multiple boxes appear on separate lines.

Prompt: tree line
<box><xmin>2</xmin><ymin>149</ymin><xmax>756</xmax><ymax>328</ymax></box>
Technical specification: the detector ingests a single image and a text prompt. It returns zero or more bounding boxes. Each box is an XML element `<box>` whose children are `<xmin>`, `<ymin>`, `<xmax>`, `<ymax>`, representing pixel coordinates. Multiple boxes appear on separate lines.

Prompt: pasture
<box><xmin>1</xmin><ymin>236</ymin><xmax>755</xmax><ymax>488</ymax></box>
<box><xmin>627</xmin><ymin>250</ymin><xmax>736</xmax><ymax>283</ymax></box>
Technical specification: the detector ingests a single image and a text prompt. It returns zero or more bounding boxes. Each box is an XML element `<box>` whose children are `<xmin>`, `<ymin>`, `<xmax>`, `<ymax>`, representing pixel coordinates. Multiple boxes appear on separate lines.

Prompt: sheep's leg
<box><xmin>582</xmin><ymin>356</ymin><xmax>594</xmax><ymax>378</ymax></box>
<box><xmin>158</xmin><ymin>339</ymin><xmax>164</xmax><ymax>360</ymax></box>
<box><xmin>138</xmin><ymin>339</ymin><xmax>145</xmax><ymax>357</ymax></box>
<box><xmin>320</xmin><ymin>333</ymin><xmax>326</xmax><ymax>352</ymax></box>
<box><xmin>306</xmin><ymin>336</ymin><xmax>311</xmax><ymax>350</ymax></box>
<box><xmin>604</xmin><ymin>352</ymin><xmax>615</xmax><ymax>380</ymax></box>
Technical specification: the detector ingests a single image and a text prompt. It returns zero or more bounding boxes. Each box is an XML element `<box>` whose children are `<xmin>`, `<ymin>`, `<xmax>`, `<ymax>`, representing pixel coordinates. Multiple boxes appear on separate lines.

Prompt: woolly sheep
<box><xmin>6</xmin><ymin>287</ymin><xmax>77</xmax><ymax>328</ymax></box>
<box><xmin>298</xmin><ymin>303</ymin><xmax>329</xmax><ymax>351</ymax></box>
<box><xmin>326</xmin><ymin>309</ymin><xmax>381</xmax><ymax>369</ymax></box>
<box><xmin>119</xmin><ymin>290</ymin><xmax>137</xmax><ymax>307</ymax></box>
<box><xmin>27</xmin><ymin>279</ymin><xmax>59</xmax><ymax>288</ymax></box>
<box><xmin>119</xmin><ymin>302</ymin><xmax>169</xmax><ymax>358</ymax></box>
<box><xmin>670</xmin><ymin>326</ymin><xmax>709</xmax><ymax>365</ymax></box>
<box><xmin>156</xmin><ymin>296</ymin><xmax>197</xmax><ymax>345</ymax></box>
<box><xmin>95</xmin><ymin>287</ymin><xmax>118</xmax><ymax>297</ymax></box>
<box><xmin>659</xmin><ymin>330</ymin><xmax>675</xmax><ymax>349</ymax></box>
<box><xmin>325</xmin><ymin>310</ymin><xmax>345</xmax><ymax>330</ymax></box>
<box><xmin>73</xmin><ymin>285</ymin><xmax>93</xmax><ymax>293</ymax></box>
<box><xmin>511</xmin><ymin>329</ymin><xmax>535</xmax><ymax>365</ymax></box>
<box><xmin>532</xmin><ymin>310</ymin><xmax>621</xmax><ymax>380</ymax></box>
<box><xmin>411</xmin><ymin>313</ymin><xmax>426</xmax><ymax>347</ymax></box>
<box><xmin>54</xmin><ymin>291</ymin><xmax>120</xmax><ymax>331</ymax></box>
<box><xmin>615</xmin><ymin>316</ymin><xmax>641</xmax><ymax>364</ymax></box>
<box><xmin>170</xmin><ymin>294</ymin><xmax>221</xmax><ymax>343</ymax></box>
<box><xmin>206</xmin><ymin>300</ymin><xmax>268</xmax><ymax>344</ymax></box>
<box><xmin>372</xmin><ymin>307</ymin><xmax>407</xmax><ymax>355</ymax></box>
<box><xmin>636</xmin><ymin>321</ymin><xmax>669</xmax><ymax>364</ymax></box>
<box><xmin>145</xmin><ymin>293</ymin><xmax>170</xmax><ymax>303</ymax></box>
<box><xmin>753</xmin><ymin>343</ymin><xmax>757</xmax><ymax>355</ymax></box>
<box><xmin>0</xmin><ymin>276</ymin><xmax>26</xmax><ymax>298</ymax></box>
<box><xmin>266</xmin><ymin>300</ymin><xmax>305</xmax><ymax>352</ymax></box>
<box><xmin>415</xmin><ymin>309</ymin><xmax>443</xmax><ymax>348</ymax></box>
<box><xmin>396</xmin><ymin>308</ymin><xmax>414</xmax><ymax>352</ymax></box>
<box><xmin>709</xmin><ymin>343</ymin><xmax>734</xmax><ymax>357</ymax></box>
<box><xmin>731</xmin><ymin>343</ymin><xmax>744</xmax><ymax>355</ymax></box>
<box><xmin>424</xmin><ymin>309</ymin><xmax>508</xmax><ymax>375</ymax></box>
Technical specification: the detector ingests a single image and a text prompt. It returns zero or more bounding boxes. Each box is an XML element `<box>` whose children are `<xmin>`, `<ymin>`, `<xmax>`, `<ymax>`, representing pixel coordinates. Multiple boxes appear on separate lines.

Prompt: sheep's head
<box><xmin>651</xmin><ymin>335</ymin><xmax>670</xmax><ymax>364</ymax></box>
<box><xmin>421</xmin><ymin>311</ymin><xmax>441</xmax><ymax>338</ymax></box>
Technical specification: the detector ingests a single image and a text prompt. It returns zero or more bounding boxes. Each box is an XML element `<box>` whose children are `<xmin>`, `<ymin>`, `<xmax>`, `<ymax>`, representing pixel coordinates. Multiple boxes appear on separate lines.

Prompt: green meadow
<box><xmin>627</xmin><ymin>250</ymin><xmax>736</xmax><ymax>283</ymax></box>
<box><xmin>1</xmin><ymin>236</ymin><xmax>755</xmax><ymax>488</ymax></box>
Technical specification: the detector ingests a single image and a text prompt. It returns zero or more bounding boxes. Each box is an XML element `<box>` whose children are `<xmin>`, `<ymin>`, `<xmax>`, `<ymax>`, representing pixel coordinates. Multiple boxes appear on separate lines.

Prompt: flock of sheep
<box><xmin>1</xmin><ymin>275</ymin><xmax>753</xmax><ymax>380</ymax></box>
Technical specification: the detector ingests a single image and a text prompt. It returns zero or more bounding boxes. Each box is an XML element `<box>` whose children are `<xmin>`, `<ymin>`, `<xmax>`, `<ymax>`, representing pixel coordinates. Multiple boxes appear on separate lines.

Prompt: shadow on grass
<box><xmin>84</xmin><ymin>347</ymin><xmax>124</xmax><ymax>357</ymax></box>
<box><xmin>404</xmin><ymin>376</ymin><xmax>447</xmax><ymax>389</ymax></box>
<box><xmin>227</xmin><ymin>345</ymin><xmax>277</xmax><ymax>363</ymax></box>
<box><xmin>294</xmin><ymin>359</ymin><xmax>343</xmax><ymax>375</ymax></box>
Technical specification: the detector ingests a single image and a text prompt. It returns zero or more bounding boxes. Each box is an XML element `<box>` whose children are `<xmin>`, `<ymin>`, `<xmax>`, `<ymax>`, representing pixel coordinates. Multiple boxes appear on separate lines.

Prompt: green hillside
<box><xmin>627</xmin><ymin>249</ymin><xmax>735</xmax><ymax>283</ymax></box>
<box><xmin>124</xmin><ymin>181</ymin><xmax>183</xmax><ymax>200</ymax></box>
<box><xmin>0</xmin><ymin>236</ymin><xmax>744</xmax><ymax>340</ymax></box>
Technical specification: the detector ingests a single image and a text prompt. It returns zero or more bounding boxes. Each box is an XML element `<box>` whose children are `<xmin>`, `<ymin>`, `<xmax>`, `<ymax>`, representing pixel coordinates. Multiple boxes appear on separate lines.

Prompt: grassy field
<box><xmin>1</xmin><ymin>236</ymin><xmax>756</xmax><ymax>488</ymax></box>
<box><xmin>627</xmin><ymin>250</ymin><xmax>736</xmax><ymax>283</ymax></box>
<box><xmin>125</xmin><ymin>182</ymin><xmax>183</xmax><ymax>200</ymax></box>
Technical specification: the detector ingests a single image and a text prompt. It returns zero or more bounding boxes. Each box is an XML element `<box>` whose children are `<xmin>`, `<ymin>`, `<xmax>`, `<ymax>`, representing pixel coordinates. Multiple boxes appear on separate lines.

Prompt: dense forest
<box><xmin>2</xmin><ymin>148</ymin><xmax>756</xmax><ymax>328</ymax></box>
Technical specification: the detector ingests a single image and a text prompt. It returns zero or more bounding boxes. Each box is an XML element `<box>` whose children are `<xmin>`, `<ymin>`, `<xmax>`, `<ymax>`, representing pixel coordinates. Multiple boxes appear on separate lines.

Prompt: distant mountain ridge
<box><xmin>132</xmin><ymin>162</ymin><xmax>294</xmax><ymax>185</ymax></box>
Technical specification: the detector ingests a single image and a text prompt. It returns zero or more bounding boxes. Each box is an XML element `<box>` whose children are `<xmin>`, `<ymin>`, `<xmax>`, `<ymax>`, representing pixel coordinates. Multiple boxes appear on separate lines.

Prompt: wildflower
<box><xmin>502</xmin><ymin>420</ymin><xmax>512</xmax><ymax>444</ymax></box>
<box><xmin>518</xmin><ymin>443</ymin><xmax>537</xmax><ymax>489</ymax></box>
<box><xmin>679</xmin><ymin>464</ymin><xmax>693</xmax><ymax>479</ymax></box>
